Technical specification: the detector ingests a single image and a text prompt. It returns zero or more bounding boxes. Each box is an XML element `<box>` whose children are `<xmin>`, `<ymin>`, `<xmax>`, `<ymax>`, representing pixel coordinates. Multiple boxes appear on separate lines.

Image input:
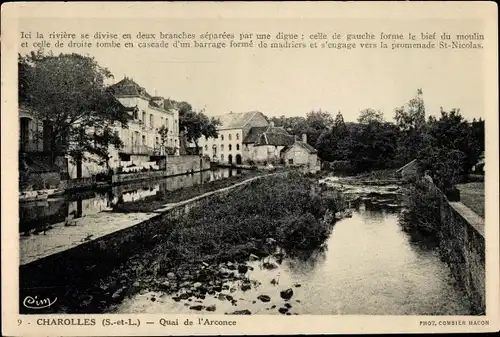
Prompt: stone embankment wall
<box><xmin>420</xmin><ymin>179</ymin><xmax>485</xmax><ymax>314</ymax></box>
<box><xmin>19</xmin><ymin>174</ymin><xmax>273</xmax><ymax>298</ymax></box>
<box><xmin>112</xmin><ymin>155</ymin><xmax>210</xmax><ymax>185</ymax></box>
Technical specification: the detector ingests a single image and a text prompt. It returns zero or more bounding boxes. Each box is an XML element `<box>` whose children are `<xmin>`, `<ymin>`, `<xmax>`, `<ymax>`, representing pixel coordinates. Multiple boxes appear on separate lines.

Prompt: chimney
<box><xmin>302</xmin><ymin>134</ymin><xmax>307</xmax><ymax>143</ymax></box>
<box><xmin>151</xmin><ymin>96</ymin><xmax>164</xmax><ymax>109</ymax></box>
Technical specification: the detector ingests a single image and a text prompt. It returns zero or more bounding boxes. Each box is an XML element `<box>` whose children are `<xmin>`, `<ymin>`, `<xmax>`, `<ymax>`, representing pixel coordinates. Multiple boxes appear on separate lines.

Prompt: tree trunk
<box><xmin>76</xmin><ymin>157</ymin><xmax>83</xmax><ymax>179</ymax></box>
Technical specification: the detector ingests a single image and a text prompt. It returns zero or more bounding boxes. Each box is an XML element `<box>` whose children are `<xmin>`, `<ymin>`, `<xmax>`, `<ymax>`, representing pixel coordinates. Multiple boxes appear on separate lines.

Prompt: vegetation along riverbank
<box><xmin>51</xmin><ymin>172</ymin><xmax>345</xmax><ymax>314</ymax></box>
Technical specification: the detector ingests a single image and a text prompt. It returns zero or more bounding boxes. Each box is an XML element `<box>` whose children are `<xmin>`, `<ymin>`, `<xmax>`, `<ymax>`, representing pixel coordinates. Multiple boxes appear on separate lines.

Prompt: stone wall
<box><xmin>420</xmin><ymin>179</ymin><xmax>485</xmax><ymax>314</ymax></box>
<box><xmin>159</xmin><ymin>155</ymin><xmax>211</xmax><ymax>176</ymax></box>
<box><xmin>110</xmin><ymin>156</ymin><xmax>210</xmax><ymax>185</ymax></box>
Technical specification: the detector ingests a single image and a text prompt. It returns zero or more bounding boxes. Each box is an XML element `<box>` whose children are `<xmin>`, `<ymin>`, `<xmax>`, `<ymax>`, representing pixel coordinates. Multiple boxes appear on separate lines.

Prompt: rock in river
<box><xmin>167</xmin><ymin>272</ymin><xmax>176</xmax><ymax>279</ymax></box>
<box><xmin>238</xmin><ymin>264</ymin><xmax>249</xmax><ymax>274</ymax></box>
<box><xmin>206</xmin><ymin>305</ymin><xmax>216</xmax><ymax>312</ymax></box>
<box><xmin>249</xmin><ymin>254</ymin><xmax>259</xmax><ymax>261</ymax></box>
<box><xmin>280</xmin><ymin>288</ymin><xmax>294</xmax><ymax>300</ymax></box>
<box><xmin>230</xmin><ymin>309</ymin><xmax>251</xmax><ymax>315</ymax></box>
<box><xmin>241</xmin><ymin>280</ymin><xmax>252</xmax><ymax>291</ymax></box>
<box><xmin>278</xmin><ymin>307</ymin><xmax>288</xmax><ymax>314</ymax></box>
<box><xmin>257</xmin><ymin>295</ymin><xmax>271</xmax><ymax>302</ymax></box>
<box><xmin>189</xmin><ymin>305</ymin><xmax>204</xmax><ymax>311</ymax></box>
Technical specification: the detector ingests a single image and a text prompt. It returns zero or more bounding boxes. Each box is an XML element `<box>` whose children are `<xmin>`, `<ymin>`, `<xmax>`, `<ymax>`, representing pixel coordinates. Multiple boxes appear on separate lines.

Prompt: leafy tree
<box><xmin>471</xmin><ymin>118</ymin><xmax>485</xmax><ymax>154</ymax></box>
<box><xmin>358</xmin><ymin>108</ymin><xmax>384</xmax><ymax>124</ymax></box>
<box><xmin>157</xmin><ymin>125</ymin><xmax>169</xmax><ymax>152</ymax></box>
<box><xmin>394</xmin><ymin>89</ymin><xmax>426</xmax><ymax>132</ymax></box>
<box><xmin>419</xmin><ymin>108</ymin><xmax>481</xmax><ymax>182</ymax></box>
<box><xmin>315</xmin><ymin>111</ymin><xmax>347</xmax><ymax>162</ymax></box>
<box><xmin>344</xmin><ymin>122</ymin><xmax>399</xmax><ymax>172</ymax></box>
<box><xmin>19</xmin><ymin>52</ymin><xmax>128</xmax><ymax>173</ymax></box>
<box><xmin>177</xmin><ymin>102</ymin><xmax>221</xmax><ymax>154</ymax></box>
<box><xmin>304</xmin><ymin>110</ymin><xmax>334</xmax><ymax>146</ymax></box>
<box><xmin>394</xmin><ymin>89</ymin><xmax>427</xmax><ymax>164</ymax></box>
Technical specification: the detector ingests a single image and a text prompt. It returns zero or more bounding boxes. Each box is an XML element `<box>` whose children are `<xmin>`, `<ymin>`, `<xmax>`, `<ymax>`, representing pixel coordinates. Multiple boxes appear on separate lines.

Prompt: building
<box><xmin>109</xmin><ymin>77</ymin><xmax>180</xmax><ymax>159</ymax></box>
<box><xmin>198</xmin><ymin>111</ymin><xmax>269</xmax><ymax>164</ymax></box>
<box><xmin>396</xmin><ymin>159</ymin><xmax>420</xmax><ymax>181</ymax></box>
<box><xmin>19</xmin><ymin>76</ymin><xmax>181</xmax><ymax>180</ymax></box>
<box><xmin>242</xmin><ymin>122</ymin><xmax>295</xmax><ymax>163</ymax></box>
<box><xmin>280</xmin><ymin>134</ymin><xmax>321</xmax><ymax>173</ymax></box>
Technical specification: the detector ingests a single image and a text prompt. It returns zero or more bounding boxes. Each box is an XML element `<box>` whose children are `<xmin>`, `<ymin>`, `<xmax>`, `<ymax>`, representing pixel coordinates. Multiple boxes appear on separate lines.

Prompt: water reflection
<box><xmin>19</xmin><ymin>168</ymin><xmax>243</xmax><ymax>233</ymax></box>
<box><xmin>116</xmin><ymin>199</ymin><xmax>472</xmax><ymax>315</ymax></box>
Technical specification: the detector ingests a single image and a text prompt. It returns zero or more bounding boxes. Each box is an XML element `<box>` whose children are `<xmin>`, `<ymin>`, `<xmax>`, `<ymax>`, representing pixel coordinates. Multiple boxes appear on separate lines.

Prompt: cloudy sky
<box><xmin>17</xmin><ymin>6</ymin><xmax>488</xmax><ymax>122</ymax></box>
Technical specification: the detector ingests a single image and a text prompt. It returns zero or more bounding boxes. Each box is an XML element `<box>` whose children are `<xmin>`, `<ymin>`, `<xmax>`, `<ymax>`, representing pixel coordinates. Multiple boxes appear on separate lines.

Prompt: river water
<box><xmin>19</xmin><ymin>168</ymin><xmax>242</xmax><ymax>234</ymax></box>
<box><xmin>115</xmin><ymin>184</ymin><xmax>472</xmax><ymax>315</ymax></box>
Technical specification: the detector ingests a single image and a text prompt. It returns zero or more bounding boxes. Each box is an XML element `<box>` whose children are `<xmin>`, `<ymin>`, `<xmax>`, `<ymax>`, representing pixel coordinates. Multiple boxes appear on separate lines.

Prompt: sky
<box><xmin>18</xmin><ymin>15</ymin><xmax>487</xmax><ymax>122</ymax></box>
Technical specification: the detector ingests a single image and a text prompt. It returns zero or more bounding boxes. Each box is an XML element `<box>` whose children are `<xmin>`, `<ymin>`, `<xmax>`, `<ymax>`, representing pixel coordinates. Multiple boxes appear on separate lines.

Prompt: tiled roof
<box><xmin>243</xmin><ymin>126</ymin><xmax>268</xmax><ymax>144</ymax></box>
<box><xmin>281</xmin><ymin>141</ymin><xmax>318</xmax><ymax>154</ymax></box>
<box><xmin>213</xmin><ymin>111</ymin><xmax>265</xmax><ymax>130</ymax></box>
<box><xmin>255</xmin><ymin>127</ymin><xmax>295</xmax><ymax>147</ymax></box>
<box><xmin>109</xmin><ymin>77</ymin><xmax>152</xmax><ymax>98</ymax></box>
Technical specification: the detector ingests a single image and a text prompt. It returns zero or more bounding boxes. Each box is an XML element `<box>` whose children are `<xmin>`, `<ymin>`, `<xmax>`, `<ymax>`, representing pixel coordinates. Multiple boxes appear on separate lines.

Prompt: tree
<box><xmin>19</xmin><ymin>52</ymin><xmax>128</xmax><ymax>172</ymax></box>
<box><xmin>358</xmin><ymin>108</ymin><xmax>384</xmax><ymax>124</ymax></box>
<box><xmin>315</xmin><ymin>111</ymin><xmax>347</xmax><ymax>162</ymax></box>
<box><xmin>394</xmin><ymin>89</ymin><xmax>427</xmax><ymax>164</ymax></box>
<box><xmin>157</xmin><ymin>125</ymin><xmax>169</xmax><ymax>153</ymax></box>
<box><xmin>302</xmin><ymin>110</ymin><xmax>334</xmax><ymax>146</ymax></box>
<box><xmin>394</xmin><ymin>89</ymin><xmax>426</xmax><ymax>132</ymax></box>
<box><xmin>177</xmin><ymin>102</ymin><xmax>221</xmax><ymax>154</ymax></box>
<box><xmin>420</xmin><ymin>108</ymin><xmax>481</xmax><ymax>178</ymax></box>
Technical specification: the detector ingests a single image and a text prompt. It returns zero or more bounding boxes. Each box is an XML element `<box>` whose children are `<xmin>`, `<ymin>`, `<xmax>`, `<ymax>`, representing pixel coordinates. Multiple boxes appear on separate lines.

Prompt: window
<box><xmin>236</xmin><ymin>144</ymin><xmax>240</xmax><ymax>151</ymax></box>
<box><xmin>221</xmin><ymin>135</ymin><xmax>224</xmax><ymax>141</ymax></box>
<box><xmin>229</xmin><ymin>134</ymin><xmax>232</xmax><ymax>141</ymax></box>
<box><xmin>205</xmin><ymin>145</ymin><xmax>208</xmax><ymax>151</ymax></box>
<box><xmin>150</xmin><ymin>114</ymin><xmax>154</xmax><ymax>127</ymax></box>
<box><xmin>288</xmin><ymin>159</ymin><xmax>294</xmax><ymax>164</ymax></box>
<box><xmin>142</xmin><ymin>111</ymin><xmax>146</xmax><ymax>122</ymax></box>
<box><xmin>161</xmin><ymin>117</ymin><xmax>164</xmax><ymax>127</ymax></box>
<box><xmin>236</xmin><ymin>134</ymin><xmax>239</xmax><ymax>140</ymax></box>
<box><xmin>229</xmin><ymin>144</ymin><xmax>232</xmax><ymax>151</ymax></box>
<box><xmin>221</xmin><ymin>154</ymin><xmax>224</xmax><ymax>161</ymax></box>
<box><xmin>142</xmin><ymin>135</ymin><xmax>146</xmax><ymax>145</ymax></box>
<box><xmin>133</xmin><ymin>110</ymin><xmax>138</xmax><ymax>120</ymax></box>
<box><xmin>221</xmin><ymin>144</ymin><xmax>224</xmax><ymax>151</ymax></box>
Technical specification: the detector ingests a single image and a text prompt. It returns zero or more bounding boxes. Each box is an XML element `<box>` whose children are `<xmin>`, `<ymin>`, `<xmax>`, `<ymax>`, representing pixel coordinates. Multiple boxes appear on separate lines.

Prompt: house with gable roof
<box><xmin>242</xmin><ymin>122</ymin><xmax>295</xmax><ymax>163</ymax></box>
<box><xmin>280</xmin><ymin>134</ymin><xmax>321</xmax><ymax>173</ymax></box>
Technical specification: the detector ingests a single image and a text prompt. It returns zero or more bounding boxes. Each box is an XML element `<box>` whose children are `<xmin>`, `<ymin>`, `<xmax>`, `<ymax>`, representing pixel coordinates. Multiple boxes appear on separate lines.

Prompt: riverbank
<box><xmin>25</xmin><ymin>172</ymin><xmax>344</xmax><ymax>314</ymax></box>
<box><xmin>112</xmin><ymin>169</ymin><xmax>267</xmax><ymax>213</ymax></box>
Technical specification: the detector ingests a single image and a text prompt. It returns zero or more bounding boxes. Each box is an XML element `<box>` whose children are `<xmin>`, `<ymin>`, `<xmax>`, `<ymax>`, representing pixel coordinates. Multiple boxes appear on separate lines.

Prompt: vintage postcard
<box><xmin>1</xmin><ymin>1</ymin><xmax>499</xmax><ymax>335</ymax></box>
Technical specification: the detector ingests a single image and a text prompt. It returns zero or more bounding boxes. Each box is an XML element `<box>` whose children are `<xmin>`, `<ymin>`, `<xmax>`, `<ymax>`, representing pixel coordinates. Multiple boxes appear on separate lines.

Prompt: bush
<box><xmin>277</xmin><ymin>212</ymin><xmax>329</xmax><ymax>251</ymax></box>
<box><xmin>399</xmin><ymin>184</ymin><xmax>442</xmax><ymax>238</ymax></box>
<box><xmin>152</xmin><ymin>173</ymin><xmax>342</xmax><ymax>263</ymax></box>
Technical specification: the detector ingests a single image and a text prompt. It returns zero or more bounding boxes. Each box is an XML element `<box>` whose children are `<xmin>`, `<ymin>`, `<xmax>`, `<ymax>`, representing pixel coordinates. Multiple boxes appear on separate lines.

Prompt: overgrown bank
<box><xmin>152</xmin><ymin>172</ymin><xmax>344</xmax><ymax>264</ymax></box>
<box><xmin>44</xmin><ymin>172</ymin><xmax>345</xmax><ymax>313</ymax></box>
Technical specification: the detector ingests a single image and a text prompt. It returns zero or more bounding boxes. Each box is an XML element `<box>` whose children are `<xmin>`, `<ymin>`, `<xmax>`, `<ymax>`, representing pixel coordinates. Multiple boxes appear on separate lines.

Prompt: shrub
<box><xmin>153</xmin><ymin>173</ymin><xmax>341</xmax><ymax>263</ymax></box>
<box><xmin>276</xmin><ymin>212</ymin><xmax>329</xmax><ymax>251</ymax></box>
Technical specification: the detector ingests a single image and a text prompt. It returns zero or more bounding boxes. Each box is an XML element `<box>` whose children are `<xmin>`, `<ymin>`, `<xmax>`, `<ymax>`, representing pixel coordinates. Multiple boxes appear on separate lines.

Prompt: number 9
<box><xmin>17</xmin><ymin>319</ymin><xmax>22</xmax><ymax>326</ymax></box>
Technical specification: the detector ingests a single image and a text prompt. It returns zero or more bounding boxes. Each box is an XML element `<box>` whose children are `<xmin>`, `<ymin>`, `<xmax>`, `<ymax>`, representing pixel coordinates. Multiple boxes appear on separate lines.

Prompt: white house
<box><xmin>198</xmin><ymin>111</ymin><xmax>269</xmax><ymax>164</ymax></box>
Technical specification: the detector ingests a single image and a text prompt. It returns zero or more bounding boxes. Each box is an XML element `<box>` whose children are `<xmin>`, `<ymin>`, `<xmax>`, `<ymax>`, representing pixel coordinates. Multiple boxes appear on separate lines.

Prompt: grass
<box><xmin>112</xmin><ymin>170</ymin><xmax>267</xmax><ymax>213</ymax></box>
<box><xmin>456</xmin><ymin>182</ymin><xmax>485</xmax><ymax>218</ymax></box>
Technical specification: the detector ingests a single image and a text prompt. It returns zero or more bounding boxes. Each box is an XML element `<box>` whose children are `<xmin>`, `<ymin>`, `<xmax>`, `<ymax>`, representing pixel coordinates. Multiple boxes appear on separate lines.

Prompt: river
<box><xmin>114</xmin><ymin>182</ymin><xmax>472</xmax><ymax>315</ymax></box>
<box><xmin>19</xmin><ymin>167</ymin><xmax>242</xmax><ymax>234</ymax></box>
